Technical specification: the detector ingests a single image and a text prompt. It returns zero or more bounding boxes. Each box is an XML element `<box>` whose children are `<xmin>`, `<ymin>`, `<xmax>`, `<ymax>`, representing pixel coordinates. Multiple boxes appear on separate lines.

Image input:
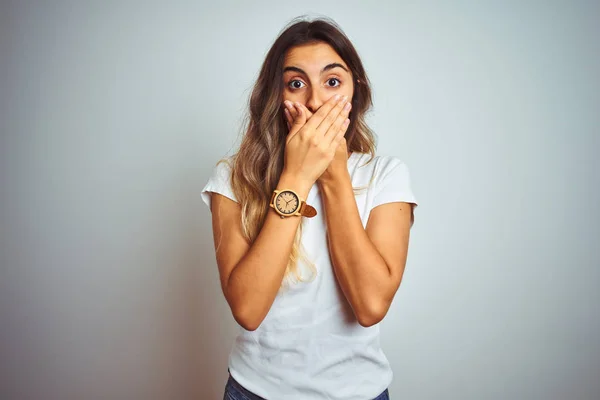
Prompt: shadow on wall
<box><xmin>193</xmin><ymin>174</ymin><xmax>239</xmax><ymax>399</ymax></box>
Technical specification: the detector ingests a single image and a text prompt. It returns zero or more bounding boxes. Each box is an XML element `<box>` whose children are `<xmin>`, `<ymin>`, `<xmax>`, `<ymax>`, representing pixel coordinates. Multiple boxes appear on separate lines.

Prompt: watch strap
<box><xmin>299</xmin><ymin>201</ymin><xmax>317</xmax><ymax>217</ymax></box>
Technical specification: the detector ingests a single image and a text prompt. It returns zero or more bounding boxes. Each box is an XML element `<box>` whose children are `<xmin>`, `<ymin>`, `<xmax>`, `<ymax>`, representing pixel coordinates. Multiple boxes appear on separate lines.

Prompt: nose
<box><xmin>305</xmin><ymin>88</ymin><xmax>327</xmax><ymax>114</ymax></box>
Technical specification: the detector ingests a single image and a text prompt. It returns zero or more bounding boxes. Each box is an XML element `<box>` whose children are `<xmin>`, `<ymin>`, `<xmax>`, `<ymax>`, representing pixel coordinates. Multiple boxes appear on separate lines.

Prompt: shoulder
<box><xmin>201</xmin><ymin>155</ymin><xmax>238</xmax><ymax>208</ymax></box>
<box><xmin>213</xmin><ymin>156</ymin><xmax>235</xmax><ymax>176</ymax></box>
<box><xmin>374</xmin><ymin>154</ymin><xmax>406</xmax><ymax>175</ymax></box>
<box><xmin>205</xmin><ymin>156</ymin><xmax>236</xmax><ymax>189</ymax></box>
<box><xmin>352</xmin><ymin>152</ymin><xmax>417</xmax><ymax>208</ymax></box>
<box><xmin>353</xmin><ymin>152</ymin><xmax>409</xmax><ymax>183</ymax></box>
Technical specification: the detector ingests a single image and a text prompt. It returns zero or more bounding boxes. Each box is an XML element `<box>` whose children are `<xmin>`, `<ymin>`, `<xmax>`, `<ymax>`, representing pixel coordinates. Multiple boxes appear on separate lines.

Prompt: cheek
<box><xmin>282</xmin><ymin>92</ymin><xmax>302</xmax><ymax>103</ymax></box>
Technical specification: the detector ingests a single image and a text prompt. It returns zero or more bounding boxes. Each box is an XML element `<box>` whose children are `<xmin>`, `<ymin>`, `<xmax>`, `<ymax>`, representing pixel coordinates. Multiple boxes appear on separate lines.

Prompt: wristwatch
<box><xmin>269</xmin><ymin>189</ymin><xmax>317</xmax><ymax>218</ymax></box>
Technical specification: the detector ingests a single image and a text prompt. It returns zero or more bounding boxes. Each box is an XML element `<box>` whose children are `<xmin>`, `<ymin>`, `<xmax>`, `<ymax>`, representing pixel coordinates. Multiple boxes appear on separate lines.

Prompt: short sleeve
<box><xmin>371</xmin><ymin>157</ymin><xmax>419</xmax><ymax>227</ymax></box>
<box><xmin>201</xmin><ymin>159</ymin><xmax>238</xmax><ymax>211</ymax></box>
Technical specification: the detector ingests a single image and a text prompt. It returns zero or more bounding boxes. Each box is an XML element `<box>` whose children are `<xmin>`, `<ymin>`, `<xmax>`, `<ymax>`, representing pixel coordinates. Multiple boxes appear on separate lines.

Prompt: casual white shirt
<box><xmin>201</xmin><ymin>151</ymin><xmax>418</xmax><ymax>400</ymax></box>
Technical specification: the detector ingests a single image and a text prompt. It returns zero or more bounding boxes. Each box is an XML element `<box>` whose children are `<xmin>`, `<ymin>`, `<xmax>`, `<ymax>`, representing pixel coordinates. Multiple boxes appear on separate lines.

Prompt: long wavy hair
<box><xmin>218</xmin><ymin>16</ymin><xmax>377</xmax><ymax>291</ymax></box>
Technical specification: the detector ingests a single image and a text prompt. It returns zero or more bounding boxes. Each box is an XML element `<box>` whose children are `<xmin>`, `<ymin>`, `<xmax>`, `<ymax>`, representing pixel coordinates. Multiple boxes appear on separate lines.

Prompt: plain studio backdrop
<box><xmin>1</xmin><ymin>0</ymin><xmax>598</xmax><ymax>399</ymax></box>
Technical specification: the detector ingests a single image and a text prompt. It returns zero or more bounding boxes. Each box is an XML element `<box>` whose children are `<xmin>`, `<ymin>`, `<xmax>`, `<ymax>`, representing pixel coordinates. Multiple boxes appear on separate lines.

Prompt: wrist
<box><xmin>318</xmin><ymin>169</ymin><xmax>351</xmax><ymax>189</ymax></box>
<box><xmin>277</xmin><ymin>172</ymin><xmax>313</xmax><ymax>199</ymax></box>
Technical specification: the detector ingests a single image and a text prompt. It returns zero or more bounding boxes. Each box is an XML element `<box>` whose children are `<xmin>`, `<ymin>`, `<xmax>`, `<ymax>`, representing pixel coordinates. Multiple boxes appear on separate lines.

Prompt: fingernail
<box><xmin>344</xmin><ymin>102</ymin><xmax>351</xmax><ymax>110</ymax></box>
<box><xmin>342</xmin><ymin>95</ymin><xmax>348</xmax><ymax>103</ymax></box>
<box><xmin>284</xmin><ymin>100</ymin><xmax>292</xmax><ymax>109</ymax></box>
<box><xmin>334</xmin><ymin>94</ymin><xmax>341</xmax><ymax>101</ymax></box>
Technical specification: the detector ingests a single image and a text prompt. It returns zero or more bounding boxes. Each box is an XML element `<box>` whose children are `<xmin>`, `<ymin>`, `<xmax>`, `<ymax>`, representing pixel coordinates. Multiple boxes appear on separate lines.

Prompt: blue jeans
<box><xmin>223</xmin><ymin>370</ymin><xmax>390</xmax><ymax>400</ymax></box>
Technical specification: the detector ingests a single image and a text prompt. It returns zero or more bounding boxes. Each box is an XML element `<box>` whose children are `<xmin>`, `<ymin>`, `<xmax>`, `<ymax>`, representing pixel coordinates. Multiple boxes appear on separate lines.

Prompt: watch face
<box><xmin>275</xmin><ymin>190</ymin><xmax>300</xmax><ymax>215</ymax></box>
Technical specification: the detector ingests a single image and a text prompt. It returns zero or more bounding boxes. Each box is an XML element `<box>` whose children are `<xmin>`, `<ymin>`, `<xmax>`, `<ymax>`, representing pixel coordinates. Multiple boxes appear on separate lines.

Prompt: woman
<box><xmin>201</xmin><ymin>16</ymin><xmax>418</xmax><ymax>400</ymax></box>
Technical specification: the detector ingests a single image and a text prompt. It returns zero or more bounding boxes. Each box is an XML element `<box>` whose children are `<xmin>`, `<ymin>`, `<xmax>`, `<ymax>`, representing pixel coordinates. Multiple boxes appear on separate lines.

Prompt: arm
<box><xmin>319</xmin><ymin>172</ymin><xmax>413</xmax><ymax>327</ymax></box>
<box><xmin>208</xmin><ymin>173</ymin><xmax>311</xmax><ymax>331</ymax></box>
<box><xmin>210</xmin><ymin>95</ymin><xmax>350</xmax><ymax>331</ymax></box>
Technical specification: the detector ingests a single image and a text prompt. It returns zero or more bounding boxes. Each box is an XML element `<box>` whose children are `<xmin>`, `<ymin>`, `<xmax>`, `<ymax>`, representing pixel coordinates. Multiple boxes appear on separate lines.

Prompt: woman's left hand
<box><xmin>283</xmin><ymin>101</ymin><xmax>351</xmax><ymax>185</ymax></box>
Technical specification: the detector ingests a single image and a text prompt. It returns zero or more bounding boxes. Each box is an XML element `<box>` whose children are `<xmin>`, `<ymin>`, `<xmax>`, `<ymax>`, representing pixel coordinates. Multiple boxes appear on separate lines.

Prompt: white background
<box><xmin>1</xmin><ymin>0</ymin><xmax>598</xmax><ymax>399</ymax></box>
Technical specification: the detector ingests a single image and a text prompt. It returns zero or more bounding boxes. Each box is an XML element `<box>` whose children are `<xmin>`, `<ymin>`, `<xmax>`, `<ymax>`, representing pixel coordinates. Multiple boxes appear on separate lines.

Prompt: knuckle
<box><xmin>299</xmin><ymin>131</ymin><xmax>310</xmax><ymax>141</ymax></box>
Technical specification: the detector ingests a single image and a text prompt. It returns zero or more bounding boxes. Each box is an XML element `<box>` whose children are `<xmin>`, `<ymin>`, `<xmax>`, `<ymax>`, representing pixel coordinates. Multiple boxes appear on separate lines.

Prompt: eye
<box><xmin>287</xmin><ymin>79</ymin><xmax>305</xmax><ymax>90</ymax></box>
<box><xmin>326</xmin><ymin>77</ymin><xmax>341</xmax><ymax>87</ymax></box>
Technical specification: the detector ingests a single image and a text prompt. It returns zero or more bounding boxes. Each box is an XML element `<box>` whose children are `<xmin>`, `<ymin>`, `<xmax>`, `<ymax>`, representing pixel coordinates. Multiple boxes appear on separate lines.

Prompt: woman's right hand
<box><xmin>281</xmin><ymin>94</ymin><xmax>351</xmax><ymax>187</ymax></box>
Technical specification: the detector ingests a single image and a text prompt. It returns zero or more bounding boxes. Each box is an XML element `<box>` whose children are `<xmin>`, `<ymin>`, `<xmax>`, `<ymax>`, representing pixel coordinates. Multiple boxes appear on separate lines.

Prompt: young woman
<box><xmin>201</xmin><ymin>16</ymin><xmax>418</xmax><ymax>400</ymax></box>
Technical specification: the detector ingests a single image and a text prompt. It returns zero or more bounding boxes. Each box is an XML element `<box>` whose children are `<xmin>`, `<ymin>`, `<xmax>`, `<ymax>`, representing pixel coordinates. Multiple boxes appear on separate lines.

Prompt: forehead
<box><xmin>283</xmin><ymin>42</ymin><xmax>347</xmax><ymax>71</ymax></box>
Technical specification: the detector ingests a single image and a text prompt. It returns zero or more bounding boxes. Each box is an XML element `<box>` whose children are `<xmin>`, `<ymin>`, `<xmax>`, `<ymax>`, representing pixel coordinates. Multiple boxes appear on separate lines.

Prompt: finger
<box><xmin>334</xmin><ymin>135</ymin><xmax>347</xmax><ymax>151</ymax></box>
<box><xmin>301</xmin><ymin>94</ymin><xmax>344</xmax><ymax>134</ymax></box>
<box><xmin>284</xmin><ymin>108</ymin><xmax>291</xmax><ymax>131</ymax></box>
<box><xmin>295</xmin><ymin>102</ymin><xmax>314</xmax><ymax>120</ymax></box>
<box><xmin>333</xmin><ymin>126</ymin><xmax>348</xmax><ymax>149</ymax></box>
<box><xmin>289</xmin><ymin>101</ymin><xmax>316</xmax><ymax>123</ymax></box>
<box><xmin>328</xmin><ymin>116</ymin><xmax>350</xmax><ymax>146</ymax></box>
<box><xmin>284</xmin><ymin>100</ymin><xmax>297</xmax><ymax>121</ymax></box>
<box><xmin>340</xmin><ymin>119</ymin><xmax>350</xmax><ymax>139</ymax></box>
<box><xmin>316</xmin><ymin>95</ymin><xmax>349</xmax><ymax>137</ymax></box>
<box><xmin>291</xmin><ymin>102</ymin><xmax>306</xmax><ymax>128</ymax></box>
<box><xmin>283</xmin><ymin>100</ymin><xmax>294</xmax><ymax>133</ymax></box>
<box><xmin>284</xmin><ymin>101</ymin><xmax>305</xmax><ymax>140</ymax></box>
<box><xmin>321</xmin><ymin>96</ymin><xmax>351</xmax><ymax>140</ymax></box>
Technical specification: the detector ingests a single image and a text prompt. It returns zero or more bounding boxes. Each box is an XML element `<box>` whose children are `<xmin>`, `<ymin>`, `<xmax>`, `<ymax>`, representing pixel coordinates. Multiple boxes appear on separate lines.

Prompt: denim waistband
<box><xmin>225</xmin><ymin>368</ymin><xmax>389</xmax><ymax>399</ymax></box>
<box><xmin>226</xmin><ymin>370</ymin><xmax>266</xmax><ymax>400</ymax></box>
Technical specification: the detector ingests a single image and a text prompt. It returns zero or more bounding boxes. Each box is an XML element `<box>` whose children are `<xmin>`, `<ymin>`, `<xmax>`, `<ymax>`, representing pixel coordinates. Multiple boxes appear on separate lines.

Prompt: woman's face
<box><xmin>282</xmin><ymin>42</ymin><xmax>354</xmax><ymax>115</ymax></box>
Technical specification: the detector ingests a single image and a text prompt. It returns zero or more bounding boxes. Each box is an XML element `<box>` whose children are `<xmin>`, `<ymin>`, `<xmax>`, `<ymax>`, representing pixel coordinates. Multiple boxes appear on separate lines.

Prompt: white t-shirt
<box><xmin>201</xmin><ymin>151</ymin><xmax>418</xmax><ymax>400</ymax></box>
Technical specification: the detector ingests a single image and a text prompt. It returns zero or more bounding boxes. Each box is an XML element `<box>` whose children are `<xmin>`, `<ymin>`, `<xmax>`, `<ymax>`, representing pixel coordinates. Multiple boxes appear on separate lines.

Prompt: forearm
<box><xmin>227</xmin><ymin>173</ymin><xmax>311</xmax><ymax>330</ymax></box>
<box><xmin>319</xmin><ymin>174</ymin><xmax>392</xmax><ymax>326</ymax></box>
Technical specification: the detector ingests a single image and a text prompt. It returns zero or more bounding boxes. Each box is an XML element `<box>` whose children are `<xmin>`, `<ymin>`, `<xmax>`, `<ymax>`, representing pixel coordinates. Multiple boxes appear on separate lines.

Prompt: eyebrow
<box><xmin>283</xmin><ymin>62</ymin><xmax>349</xmax><ymax>75</ymax></box>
